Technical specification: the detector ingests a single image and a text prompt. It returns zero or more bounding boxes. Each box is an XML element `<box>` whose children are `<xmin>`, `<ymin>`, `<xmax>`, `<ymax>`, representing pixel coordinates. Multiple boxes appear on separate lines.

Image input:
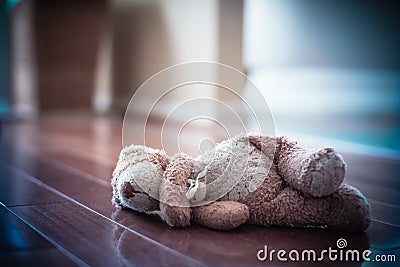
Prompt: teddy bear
<box><xmin>111</xmin><ymin>134</ymin><xmax>371</xmax><ymax>232</ymax></box>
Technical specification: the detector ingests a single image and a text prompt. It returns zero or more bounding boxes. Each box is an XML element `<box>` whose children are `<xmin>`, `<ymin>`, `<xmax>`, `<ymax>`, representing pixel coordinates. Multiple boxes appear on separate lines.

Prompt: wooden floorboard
<box><xmin>343</xmin><ymin>152</ymin><xmax>400</xmax><ymax>190</ymax></box>
<box><xmin>346</xmin><ymin>179</ymin><xmax>400</xmax><ymax>208</ymax></box>
<box><xmin>11</xmin><ymin>202</ymin><xmax>201</xmax><ymax>267</ymax></box>
<box><xmin>3</xmin><ymin>144</ymin><xmax>399</xmax><ymax>253</ymax></box>
<box><xmin>0</xmin><ymin>206</ymin><xmax>78</xmax><ymax>266</ymax></box>
<box><xmin>0</xmin><ymin>249</ymin><xmax>79</xmax><ymax>267</ymax></box>
<box><xmin>47</xmin><ymin>149</ymin><xmax>400</xmax><ymax>227</ymax></box>
<box><xmin>2</xmin><ymin>164</ymin><xmax>365</xmax><ymax>267</ymax></box>
<box><xmin>0</xmin><ymin>165</ymin><xmax>65</xmax><ymax>207</ymax></box>
<box><xmin>47</xmin><ymin>152</ymin><xmax>113</xmax><ymax>182</ymax></box>
<box><xmin>0</xmin><ymin>116</ymin><xmax>399</xmax><ymax>266</ymax></box>
<box><xmin>5</xmin><ymin>158</ymin><xmax>114</xmax><ymax>216</ymax></box>
<box><xmin>366</xmin><ymin>222</ymin><xmax>400</xmax><ymax>250</ymax></box>
<box><xmin>368</xmin><ymin>200</ymin><xmax>400</xmax><ymax>228</ymax></box>
<box><xmin>0</xmin><ymin>206</ymin><xmax>53</xmax><ymax>252</ymax></box>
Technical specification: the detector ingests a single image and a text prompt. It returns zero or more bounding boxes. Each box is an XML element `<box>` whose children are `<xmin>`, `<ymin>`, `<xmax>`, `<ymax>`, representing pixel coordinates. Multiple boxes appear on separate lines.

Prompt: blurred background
<box><xmin>1</xmin><ymin>0</ymin><xmax>399</xmax><ymax>155</ymax></box>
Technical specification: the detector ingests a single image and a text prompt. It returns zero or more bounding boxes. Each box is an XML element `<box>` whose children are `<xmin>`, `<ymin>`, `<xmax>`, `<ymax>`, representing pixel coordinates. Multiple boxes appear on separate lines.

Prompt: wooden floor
<box><xmin>0</xmin><ymin>114</ymin><xmax>399</xmax><ymax>266</ymax></box>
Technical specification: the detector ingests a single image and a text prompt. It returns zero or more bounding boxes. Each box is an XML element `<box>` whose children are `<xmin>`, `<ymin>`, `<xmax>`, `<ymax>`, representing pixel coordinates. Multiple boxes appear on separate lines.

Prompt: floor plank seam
<box><xmin>40</xmin><ymin>155</ymin><xmax>111</xmax><ymax>188</ymax></box>
<box><xmin>0</xmin><ymin>246</ymin><xmax>63</xmax><ymax>255</ymax></box>
<box><xmin>44</xmin><ymin>134</ymin><xmax>117</xmax><ymax>165</ymax></box>
<box><xmin>365</xmin><ymin>196</ymin><xmax>400</xmax><ymax>209</ymax></box>
<box><xmin>372</xmin><ymin>219</ymin><xmax>400</xmax><ymax>228</ymax></box>
<box><xmin>2</xmin><ymin>163</ymin><xmax>207</xmax><ymax>267</ymax></box>
<box><xmin>0</xmin><ymin>202</ymin><xmax>87</xmax><ymax>267</ymax></box>
<box><xmin>49</xmin><ymin>150</ymin><xmax>116</xmax><ymax>168</ymax></box>
<box><xmin>368</xmin><ymin>198</ymin><xmax>400</xmax><ymax>209</ymax></box>
<box><xmin>5</xmin><ymin>201</ymin><xmax>67</xmax><ymax>208</ymax></box>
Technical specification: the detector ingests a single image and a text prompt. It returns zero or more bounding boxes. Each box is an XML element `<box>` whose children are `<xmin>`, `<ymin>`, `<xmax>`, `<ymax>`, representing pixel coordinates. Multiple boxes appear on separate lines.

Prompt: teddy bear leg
<box><xmin>275</xmin><ymin>136</ymin><xmax>346</xmax><ymax>197</ymax></box>
<box><xmin>192</xmin><ymin>201</ymin><xmax>249</xmax><ymax>230</ymax></box>
<box><xmin>246</xmin><ymin>187</ymin><xmax>328</xmax><ymax>228</ymax></box>
<box><xmin>248</xmin><ymin>185</ymin><xmax>370</xmax><ymax>232</ymax></box>
<box><xmin>323</xmin><ymin>184</ymin><xmax>371</xmax><ymax>232</ymax></box>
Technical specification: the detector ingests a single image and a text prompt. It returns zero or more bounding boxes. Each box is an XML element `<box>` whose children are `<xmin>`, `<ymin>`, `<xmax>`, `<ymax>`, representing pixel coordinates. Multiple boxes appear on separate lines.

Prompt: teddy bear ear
<box><xmin>244</xmin><ymin>134</ymin><xmax>276</xmax><ymax>157</ymax></box>
<box><xmin>146</xmin><ymin>150</ymin><xmax>169</xmax><ymax>170</ymax></box>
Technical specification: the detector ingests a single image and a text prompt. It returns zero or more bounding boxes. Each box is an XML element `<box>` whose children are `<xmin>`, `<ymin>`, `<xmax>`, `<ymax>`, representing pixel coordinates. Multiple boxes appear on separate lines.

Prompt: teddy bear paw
<box><xmin>308</xmin><ymin>150</ymin><xmax>346</xmax><ymax>197</ymax></box>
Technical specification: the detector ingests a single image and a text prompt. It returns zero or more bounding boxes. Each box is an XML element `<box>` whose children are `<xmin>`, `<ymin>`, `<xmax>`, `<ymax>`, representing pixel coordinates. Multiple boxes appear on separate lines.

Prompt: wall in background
<box><xmin>244</xmin><ymin>0</ymin><xmax>400</xmax><ymax>70</ymax></box>
<box><xmin>110</xmin><ymin>0</ymin><xmax>220</xmax><ymax>111</ymax></box>
<box><xmin>0</xmin><ymin>0</ymin><xmax>9</xmax><ymax>117</ymax></box>
<box><xmin>243</xmin><ymin>0</ymin><xmax>400</xmax><ymax>152</ymax></box>
<box><xmin>34</xmin><ymin>0</ymin><xmax>107</xmax><ymax>111</ymax></box>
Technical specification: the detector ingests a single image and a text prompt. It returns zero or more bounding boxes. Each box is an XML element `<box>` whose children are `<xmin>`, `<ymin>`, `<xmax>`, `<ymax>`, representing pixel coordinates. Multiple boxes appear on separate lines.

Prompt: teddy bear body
<box><xmin>112</xmin><ymin>134</ymin><xmax>371</xmax><ymax>232</ymax></box>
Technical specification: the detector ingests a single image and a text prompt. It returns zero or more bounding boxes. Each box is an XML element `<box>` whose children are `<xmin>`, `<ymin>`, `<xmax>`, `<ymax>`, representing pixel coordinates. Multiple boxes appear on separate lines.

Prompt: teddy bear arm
<box><xmin>159</xmin><ymin>153</ymin><xmax>193</xmax><ymax>228</ymax></box>
<box><xmin>276</xmin><ymin>136</ymin><xmax>347</xmax><ymax>197</ymax></box>
<box><xmin>192</xmin><ymin>201</ymin><xmax>249</xmax><ymax>230</ymax></box>
<box><xmin>247</xmin><ymin>135</ymin><xmax>346</xmax><ymax>197</ymax></box>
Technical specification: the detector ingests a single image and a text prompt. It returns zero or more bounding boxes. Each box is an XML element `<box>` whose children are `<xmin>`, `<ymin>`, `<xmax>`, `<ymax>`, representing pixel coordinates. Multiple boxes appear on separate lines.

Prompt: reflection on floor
<box><xmin>0</xmin><ymin>114</ymin><xmax>399</xmax><ymax>266</ymax></box>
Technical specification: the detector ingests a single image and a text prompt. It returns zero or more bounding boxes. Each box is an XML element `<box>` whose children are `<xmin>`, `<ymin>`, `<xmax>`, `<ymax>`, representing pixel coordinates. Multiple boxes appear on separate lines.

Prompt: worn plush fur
<box><xmin>111</xmin><ymin>134</ymin><xmax>371</xmax><ymax>232</ymax></box>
